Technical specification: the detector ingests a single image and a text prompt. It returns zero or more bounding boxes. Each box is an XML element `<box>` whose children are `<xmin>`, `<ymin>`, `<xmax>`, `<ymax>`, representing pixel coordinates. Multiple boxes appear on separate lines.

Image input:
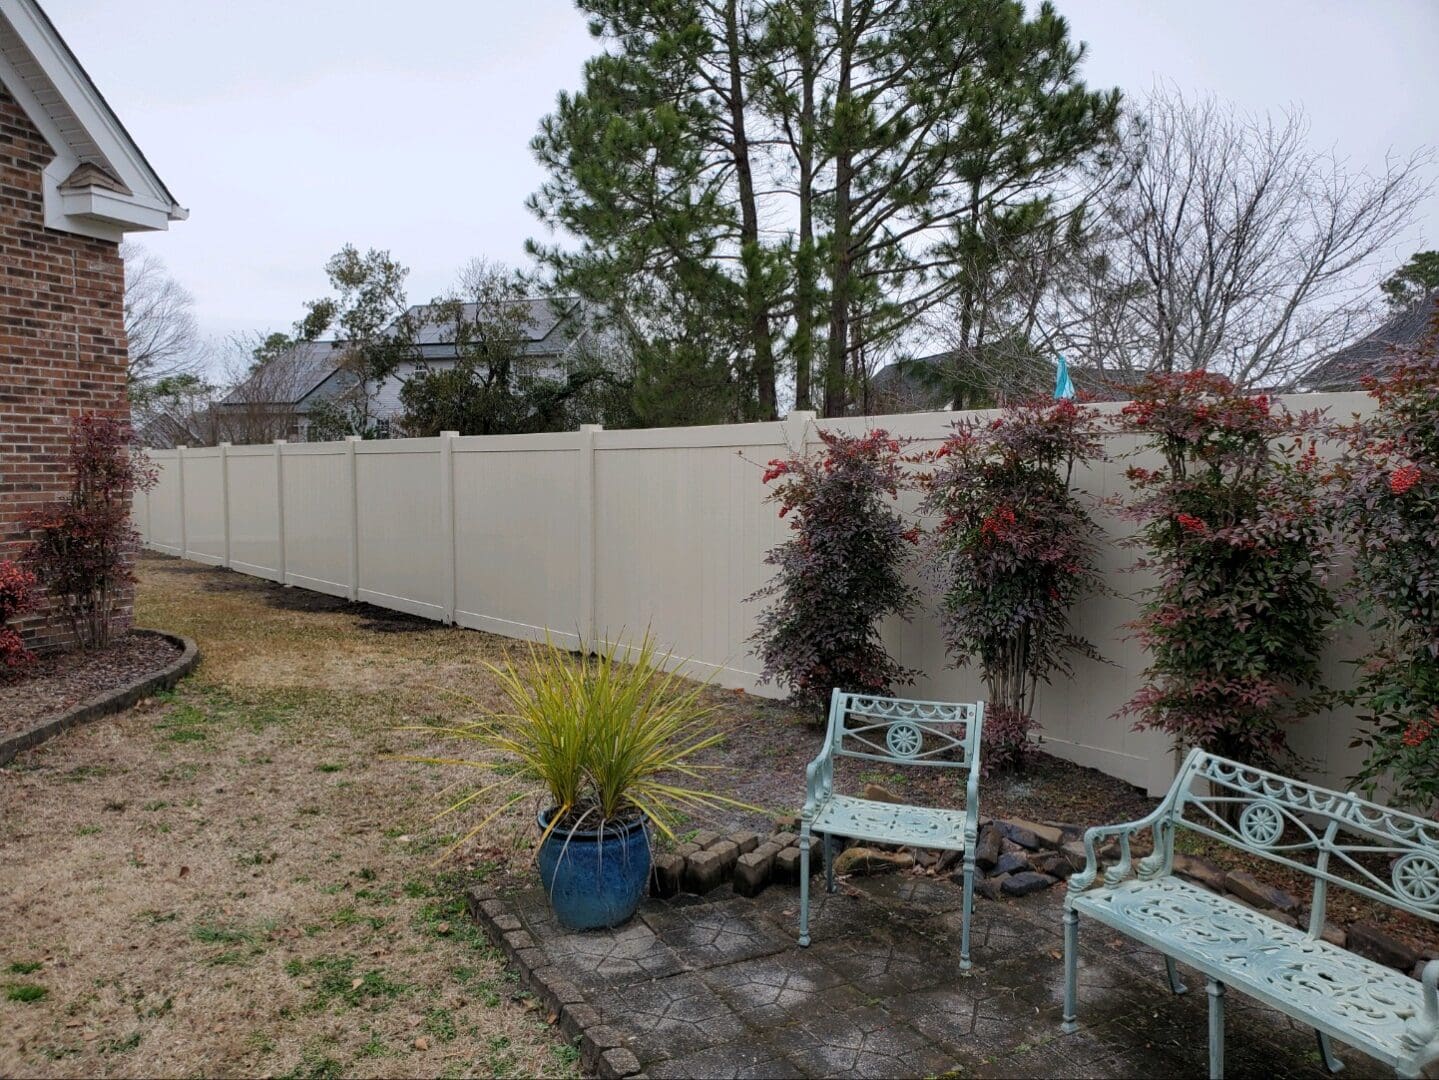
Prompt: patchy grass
<box><xmin>0</xmin><ymin>555</ymin><xmax>576</xmax><ymax>1079</ymax></box>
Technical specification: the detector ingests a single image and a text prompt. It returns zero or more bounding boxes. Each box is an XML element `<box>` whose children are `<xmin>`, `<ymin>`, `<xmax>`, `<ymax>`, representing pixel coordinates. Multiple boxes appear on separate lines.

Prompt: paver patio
<box><xmin>476</xmin><ymin>873</ymin><xmax>1389</xmax><ymax>1079</ymax></box>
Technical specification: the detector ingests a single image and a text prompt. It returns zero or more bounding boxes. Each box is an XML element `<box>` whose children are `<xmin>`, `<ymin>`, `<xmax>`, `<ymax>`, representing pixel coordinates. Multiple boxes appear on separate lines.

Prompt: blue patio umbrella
<box><xmin>1054</xmin><ymin>353</ymin><xmax>1076</xmax><ymax>400</ymax></box>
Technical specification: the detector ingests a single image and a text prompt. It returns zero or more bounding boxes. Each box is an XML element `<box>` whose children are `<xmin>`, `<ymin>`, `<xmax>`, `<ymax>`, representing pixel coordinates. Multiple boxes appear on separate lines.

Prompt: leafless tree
<box><xmin>122</xmin><ymin>242</ymin><xmax>201</xmax><ymax>387</ymax></box>
<box><xmin>210</xmin><ymin>334</ymin><xmax>321</xmax><ymax>444</ymax></box>
<box><xmin>1056</xmin><ymin>89</ymin><xmax>1432</xmax><ymax>388</ymax></box>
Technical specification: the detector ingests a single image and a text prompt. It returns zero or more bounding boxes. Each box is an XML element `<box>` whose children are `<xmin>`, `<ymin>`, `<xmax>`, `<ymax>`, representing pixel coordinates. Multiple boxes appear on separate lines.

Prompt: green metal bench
<box><xmin>1063</xmin><ymin>748</ymin><xmax>1439</xmax><ymax>1079</ymax></box>
<box><xmin>798</xmin><ymin>690</ymin><xmax>985</xmax><ymax>967</ymax></box>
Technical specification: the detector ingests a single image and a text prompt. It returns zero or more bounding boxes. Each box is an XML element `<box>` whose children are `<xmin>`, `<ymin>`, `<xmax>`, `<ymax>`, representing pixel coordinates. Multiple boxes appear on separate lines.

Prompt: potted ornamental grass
<box><xmin>422</xmin><ymin>633</ymin><xmax>747</xmax><ymax>930</ymax></box>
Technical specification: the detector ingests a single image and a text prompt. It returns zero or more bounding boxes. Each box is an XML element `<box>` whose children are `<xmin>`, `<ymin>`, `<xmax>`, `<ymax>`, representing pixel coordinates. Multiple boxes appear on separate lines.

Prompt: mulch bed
<box><xmin>0</xmin><ymin>632</ymin><xmax>183</xmax><ymax>735</ymax></box>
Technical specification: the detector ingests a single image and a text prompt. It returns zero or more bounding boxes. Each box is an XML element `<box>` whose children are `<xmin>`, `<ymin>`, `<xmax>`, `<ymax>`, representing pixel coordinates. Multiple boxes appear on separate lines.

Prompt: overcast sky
<box><xmin>43</xmin><ymin>0</ymin><xmax>1439</xmax><ymax>353</ymax></box>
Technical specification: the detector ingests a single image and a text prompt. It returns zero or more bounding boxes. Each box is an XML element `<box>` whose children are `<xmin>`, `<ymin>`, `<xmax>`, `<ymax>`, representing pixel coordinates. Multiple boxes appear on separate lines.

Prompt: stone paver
<box><xmin>484</xmin><ymin>875</ymin><xmax>1390</xmax><ymax>1079</ymax></box>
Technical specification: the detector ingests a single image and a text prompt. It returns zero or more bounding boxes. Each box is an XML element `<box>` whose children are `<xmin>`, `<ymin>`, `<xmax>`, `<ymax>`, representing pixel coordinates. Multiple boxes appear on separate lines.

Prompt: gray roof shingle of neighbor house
<box><xmin>1302</xmin><ymin>291</ymin><xmax>1439</xmax><ymax>391</ymax></box>
<box><xmin>223</xmin><ymin>298</ymin><xmax>589</xmax><ymax>408</ymax></box>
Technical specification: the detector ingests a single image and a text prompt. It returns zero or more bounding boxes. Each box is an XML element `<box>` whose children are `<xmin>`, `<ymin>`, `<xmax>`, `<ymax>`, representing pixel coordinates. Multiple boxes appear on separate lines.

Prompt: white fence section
<box><xmin>136</xmin><ymin>394</ymin><xmax>1376</xmax><ymax>797</ymax></box>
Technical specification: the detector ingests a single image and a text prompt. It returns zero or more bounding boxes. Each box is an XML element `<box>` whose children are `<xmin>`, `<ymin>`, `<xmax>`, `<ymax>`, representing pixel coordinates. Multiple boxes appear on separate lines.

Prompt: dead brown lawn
<box><xmin>0</xmin><ymin>555</ymin><xmax>578</xmax><ymax>1080</ymax></box>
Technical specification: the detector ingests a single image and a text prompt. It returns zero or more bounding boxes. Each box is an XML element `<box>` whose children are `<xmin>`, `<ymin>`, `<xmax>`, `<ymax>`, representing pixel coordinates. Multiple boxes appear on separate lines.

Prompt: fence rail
<box><xmin>136</xmin><ymin>394</ymin><xmax>1374</xmax><ymax>797</ymax></box>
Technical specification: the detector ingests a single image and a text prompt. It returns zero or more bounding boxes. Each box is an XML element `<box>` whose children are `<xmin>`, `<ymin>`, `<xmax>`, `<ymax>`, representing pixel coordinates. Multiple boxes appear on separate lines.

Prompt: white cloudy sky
<box><xmin>43</xmin><ymin>0</ymin><xmax>1439</xmax><ymax>349</ymax></box>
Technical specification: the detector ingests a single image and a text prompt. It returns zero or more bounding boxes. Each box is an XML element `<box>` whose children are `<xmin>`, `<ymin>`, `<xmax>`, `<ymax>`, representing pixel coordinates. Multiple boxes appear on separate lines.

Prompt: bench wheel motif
<box><xmin>1393</xmin><ymin>853</ymin><xmax>1439</xmax><ymax>908</ymax></box>
<box><xmin>885</xmin><ymin>722</ymin><xmax>923</xmax><ymax>758</ymax></box>
<box><xmin>1239</xmin><ymin>800</ymin><xmax>1285</xmax><ymax>847</ymax></box>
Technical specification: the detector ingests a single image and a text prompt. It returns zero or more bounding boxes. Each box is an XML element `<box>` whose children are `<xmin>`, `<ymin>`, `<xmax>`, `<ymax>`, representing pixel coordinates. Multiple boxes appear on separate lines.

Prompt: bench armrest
<box><xmin>1402</xmin><ymin>959</ymin><xmax>1439</xmax><ymax>1068</ymax></box>
<box><xmin>800</xmin><ymin>713</ymin><xmax>838</xmax><ymax>821</ymax></box>
<box><xmin>1067</xmin><ymin>801</ymin><xmax>1174</xmax><ymax>895</ymax></box>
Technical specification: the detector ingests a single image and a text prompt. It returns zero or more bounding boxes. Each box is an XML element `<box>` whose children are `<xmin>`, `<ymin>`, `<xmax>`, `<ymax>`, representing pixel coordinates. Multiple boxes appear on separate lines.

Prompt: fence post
<box><xmin>219</xmin><ymin>442</ymin><xmax>232</xmax><ymax>568</ymax></box>
<box><xmin>274</xmin><ymin>440</ymin><xmax>287</xmax><ymax>585</ymax></box>
<box><xmin>577</xmin><ymin>424</ymin><xmax>603</xmax><ymax>650</ymax></box>
<box><xmin>439</xmin><ymin>431</ymin><xmax>458</xmax><ymax>624</ymax></box>
<box><xmin>176</xmin><ymin>445</ymin><xmax>188</xmax><ymax>560</ymax></box>
<box><xmin>783</xmin><ymin>409</ymin><xmax>816</xmax><ymax>455</ymax></box>
<box><xmin>346</xmin><ymin>435</ymin><xmax>361</xmax><ymax>602</ymax></box>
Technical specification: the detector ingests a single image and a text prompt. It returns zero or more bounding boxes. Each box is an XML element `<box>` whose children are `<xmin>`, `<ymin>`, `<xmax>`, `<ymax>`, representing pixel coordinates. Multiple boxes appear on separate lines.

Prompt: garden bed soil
<box><xmin>0</xmin><ymin>632</ymin><xmax>183</xmax><ymax>735</ymax></box>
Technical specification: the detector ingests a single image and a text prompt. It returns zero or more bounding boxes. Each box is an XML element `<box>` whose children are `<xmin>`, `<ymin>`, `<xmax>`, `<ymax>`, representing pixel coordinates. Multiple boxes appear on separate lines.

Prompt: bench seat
<box><xmin>1073</xmin><ymin>875</ymin><xmax>1425</xmax><ymax>1065</ymax></box>
<box><xmin>811</xmin><ymin>793</ymin><xmax>969</xmax><ymax>851</ymax></box>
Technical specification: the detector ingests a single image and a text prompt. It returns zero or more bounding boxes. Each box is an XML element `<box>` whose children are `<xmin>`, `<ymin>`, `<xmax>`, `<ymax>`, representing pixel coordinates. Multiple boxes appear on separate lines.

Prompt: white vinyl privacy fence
<box><xmin>137</xmin><ymin>394</ymin><xmax>1375</xmax><ymax>797</ymax></box>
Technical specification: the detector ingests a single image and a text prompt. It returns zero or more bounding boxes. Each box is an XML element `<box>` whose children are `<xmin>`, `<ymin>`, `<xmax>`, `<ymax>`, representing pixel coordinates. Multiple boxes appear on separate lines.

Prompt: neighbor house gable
<box><xmin>0</xmin><ymin>0</ymin><xmax>185</xmax><ymax>240</ymax></box>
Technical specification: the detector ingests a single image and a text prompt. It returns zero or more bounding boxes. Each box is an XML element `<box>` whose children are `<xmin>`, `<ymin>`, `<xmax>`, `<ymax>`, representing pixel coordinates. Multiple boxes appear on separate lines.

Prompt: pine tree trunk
<box><xmin>823</xmin><ymin>0</ymin><xmax>855</xmax><ymax>419</ymax></box>
<box><xmin>722</xmin><ymin>0</ymin><xmax>778</xmax><ymax>421</ymax></box>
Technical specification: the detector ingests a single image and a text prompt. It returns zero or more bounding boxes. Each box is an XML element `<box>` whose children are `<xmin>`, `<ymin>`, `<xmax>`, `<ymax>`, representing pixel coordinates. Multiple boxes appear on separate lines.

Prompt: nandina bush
<box><xmin>920</xmin><ymin>399</ymin><xmax>1105</xmax><ymax>772</ymax></box>
<box><xmin>750</xmin><ymin>429</ymin><xmax>919</xmax><ymax>719</ymax></box>
<box><xmin>1330</xmin><ymin>312</ymin><xmax>1439</xmax><ymax>813</ymax></box>
<box><xmin>0</xmin><ymin>560</ymin><xmax>37</xmax><ymax>676</ymax></box>
<box><xmin>1117</xmin><ymin>373</ymin><xmax>1336</xmax><ymax>768</ymax></box>
<box><xmin>24</xmin><ymin>413</ymin><xmax>156</xmax><ymax>650</ymax></box>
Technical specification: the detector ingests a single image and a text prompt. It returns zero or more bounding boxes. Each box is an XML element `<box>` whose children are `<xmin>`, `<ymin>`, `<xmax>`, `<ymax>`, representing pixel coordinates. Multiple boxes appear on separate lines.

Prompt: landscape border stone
<box><xmin>0</xmin><ymin>628</ymin><xmax>200</xmax><ymax>767</ymax></box>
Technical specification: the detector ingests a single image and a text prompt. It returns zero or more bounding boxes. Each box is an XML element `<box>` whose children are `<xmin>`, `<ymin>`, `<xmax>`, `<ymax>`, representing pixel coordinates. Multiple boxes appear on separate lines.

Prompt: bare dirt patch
<box><xmin>0</xmin><ymin>633</ymin><xmax>182</xmax><ymax>736</ymax></box>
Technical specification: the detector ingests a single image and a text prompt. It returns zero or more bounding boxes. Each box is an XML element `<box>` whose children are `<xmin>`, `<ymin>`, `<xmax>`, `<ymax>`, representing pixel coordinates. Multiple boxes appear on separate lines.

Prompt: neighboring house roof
<box><xmin>134</xmin><ymin>410</ymin><xmax>197</xmax><ymax>450</ymax></box>
<box><xmin>218</xmin><ymin>340</ymin><xmax>352</xmax><ymax>409</ymax></box>
<box><xmin>223</xmin><ymin>299</ymin><xmax>591</xmax><ymax>409</ymax></box>
<box><xmin>0</xmin><ymin>0</ymin><xmax>186</xmax><ymax>239</ymax></box>
<box><xmin>871</xmin><ymin>350</ymin><xmax>1142</xmax><ymax>409</ymax></box>
<box><xmin>1301</xmin><ymin>291</ymin><xmax>1439</xmax><ymax>392</ymax></box>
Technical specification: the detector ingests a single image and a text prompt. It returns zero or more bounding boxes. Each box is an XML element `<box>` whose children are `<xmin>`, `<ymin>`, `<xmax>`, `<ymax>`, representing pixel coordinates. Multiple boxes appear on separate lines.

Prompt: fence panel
<box><xmin>280</xmin><ymin>444</ymin><xmax>352</xmax><ymax>599</ymax></box>
<box><xmin>452</xmin><ymin>433</ymin><xmax>585</xmax><ymax>648</ymax></box>
<box><xmin>136</xmin><ymin>391</ymin><xmax>1376</xmax><ymax>796</ymax></box>
<box><xmin>354</xmin><ymin>440</ymin><xmax>445</xmax><ymax>620</ymax></box>
<box><xmin>179</xmin><ymin>447</ymin><xmax>226</xmax><ymax>565</ymax></box>
<box><xmin>225</xmin><ymin>445</ymin><xmax>281</xmax><ymax>580</ymax></box>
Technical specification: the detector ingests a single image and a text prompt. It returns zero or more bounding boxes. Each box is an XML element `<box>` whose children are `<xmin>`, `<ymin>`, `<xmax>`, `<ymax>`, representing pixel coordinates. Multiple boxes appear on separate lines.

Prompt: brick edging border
<box><xmin>0</xmin><ymin>628</ymin><xmax>201</xmax><ymax>766</ymax></box>
<box><xmin>466</xmin><ymin>885</ymin><xmax>646</xmax><ymax>1080</ymax></box>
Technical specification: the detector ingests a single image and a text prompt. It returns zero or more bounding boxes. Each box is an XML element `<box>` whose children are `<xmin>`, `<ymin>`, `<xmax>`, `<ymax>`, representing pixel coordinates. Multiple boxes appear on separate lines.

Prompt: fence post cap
<box><xmin>273</xmin><ymin>439</ymin><xmax>287</xmax><ymax>445</ymax></box>
<box><xmin>784</xmin><ymin>410</ymin><xmax>817</xmax><ymax>422</ymax></box>
<box><xmin>440</xmin><ymin>430</ymin><xmax>459</xmax><ymax>437</ymax></box>
<box><xmin>578</xmin><ymin>423</ymin><xmax>604</xmax><ymax>432</ymax></box>
<box><xmin>344</xmin><ymin>435</ymin><xmax>362</xmax><ymax>442</ymax></box>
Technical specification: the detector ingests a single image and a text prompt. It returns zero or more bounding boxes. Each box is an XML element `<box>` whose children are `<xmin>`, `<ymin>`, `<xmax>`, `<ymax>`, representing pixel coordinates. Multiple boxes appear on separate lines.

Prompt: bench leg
<box><xmin>1164</xmin><ymin>955</ymin><xmax>1188</xmax><ymax>995</ymax></box>
<box><xmin>823</xmin><ymin>832</ymin><xmax>836</xmax><ymax>894</ymax></box>
<box><xmin>798</xmin><ymin>822</ymin><xmax>812</xmax><ymax>947</ymax></box>
<box><xmin>1206</xmin><ymin>978</ymin><xmax>1225</xmax><ymax>1080</ymax></box>
<box><xmin>1315</xmin><ymin>1030</ymin><xmax>1343</xmax><ymax>1074</ymax></box>
<box><xmin>959</xmin><ymin>852</ymin><xmax>975</xmax><ymax>971</ymax></box>
<box><xmin>1061</xmin><ymin>908</ymin><xmax>1079</xmax><ymax>1033</ymax></box>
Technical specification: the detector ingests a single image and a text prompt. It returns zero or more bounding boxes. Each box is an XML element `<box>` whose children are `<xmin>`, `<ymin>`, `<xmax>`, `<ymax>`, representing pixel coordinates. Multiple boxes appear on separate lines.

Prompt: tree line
<box><xmin>129</xmin><ymin>0</ymin><xmax>1435</xmax><ymax>441</ymax></box>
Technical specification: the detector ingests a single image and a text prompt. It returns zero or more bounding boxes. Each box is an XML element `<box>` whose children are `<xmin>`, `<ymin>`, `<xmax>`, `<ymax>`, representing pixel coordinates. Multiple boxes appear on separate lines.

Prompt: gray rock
<box><xmin>1347</xmin><ymin>921</ymin><xmax>1419</xmax><ymax>972</ymax></box>
<box><xmin>934</xmin><ymin>849</ymin><xmax>963</xmax><ymax>874</ymax></box>
<box><xmin>773</xmin><ymin>846</ymin><xmax>803</xmax><ymax>884</ymax></box>
<box><xmin>727</xmin><ymin>831</ymin><xmax>761</xmax><ymax>855</ymax></box>
<box><xmin>733</xmin><ymin>849</ymin><xmax>775</xmax><ymax>897</ymax></box>
<box><xmin>1225</xmin><ymin>870</ymin><xmax>1299</xmax><ymax>913</ymax></box>
<box><xmin>1001</xmin><ymin>871</ymin><xmax>1058</xmax><ymax>897</ymax></box>
<box><xmin>649</xmin><ymin>853</ymin><xmax>684</xmax><ymax>899</ymax></box>
<box><xmin>1004</xmin><ymin>817</ymin><xmax>1065</xmax><ymax>849</ymax></box>
<box><xmin>1173</xmin><ymin>853</ymin><xmax>1227</xmax><ymax>893</ymax></box>
<box><xmin>833</xmin><ymin>846</ymin><xmax>914</xmax><ymax>876</ymax></box>
<box><xmin>1059</xmin><ymin>840</ymin><xmax>1089</xmax><ymax>872</ymax></box>
<box><xmin>1321</xmin><ymin>922</ymin><xmax>1346</xmax><ymax>948</ymax></box>
<box><xmin>709</xmin><ymin>839</ymin><xmax>740</xmax><ymax>874</ymax></box>
<box><xmin>974</xmin><ymin>873</ymin><xmax>1007</xmax><ymax>900</ymax></box>
<box><xmin>999</xmin><ymin>821</ymin><xmax>1042</xmax><ymax>850</ymax></box>
<box><xmin>683</xmin><ymin>849</ymin><xmax>728</xmax><ymax>894</ymax></box>
<box><xmin>772</xmin><ymin>813</ymin><xmax>801</xmax><ymax>832</ymax></box>
<box><xmin>1033</xmin><ymin>851</ymin><xmax>1075</xmax><ymax>880</ymax></box>
<box><xmin>674</xmin><ymin>841</ymin><xmax>701</xmax><ymax>860</ymax></box>
<box><xmin>973</xmin><ymin>825</ymin><xmax>1002</xmax><ymax>871</ymax></box>
<box><xmin>769</xmin><ymin>831</ymin><xmax>799</xmax><ymax>849</ymax></box>
<box><xmin>993</xmin><ymin>851</ymin><xmax>1031</xmax><ymax>876</ymax></box>
<box><xmin>691</xmin><ymin>830</ymin><xmax>722</xmax><ymax>850</ymax></box>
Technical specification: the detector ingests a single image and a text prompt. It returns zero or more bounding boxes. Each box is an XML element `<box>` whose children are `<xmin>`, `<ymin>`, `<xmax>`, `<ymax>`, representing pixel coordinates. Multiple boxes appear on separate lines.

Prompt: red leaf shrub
<box><xmin>1116</xmin><ymin>373</ymin><xmax>1336</xmax><ymax>768</ymax></box>
<box><xmin>749</xmin><ymin>429</ymin><xmax>919</xmax><ymax>719</ymax></box>
<box><xmin>0</xmin><ymin>560</ymin><xmax>37</xmax><ymax>676</ymax></box>
<box><xmin>919</xmin><ymin>398</ymin><xmax>1105</xmax><ymax>772</ymax></box>
<box><xmin>1330</xmin><ymin>310</ymin><xmax>1439</xmax><ymax>813</ymax></box>
<box><xmin>23</xmin><ymin>413</ymin><xmax>156</xmax><ymax>650</ymax></box>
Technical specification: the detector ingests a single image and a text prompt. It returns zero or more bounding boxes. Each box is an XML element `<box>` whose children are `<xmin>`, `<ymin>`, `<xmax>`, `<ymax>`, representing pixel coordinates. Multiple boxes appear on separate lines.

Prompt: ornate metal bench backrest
<box><xmin>1148</xmin><ymin>750</ymin><xmax>1439</xmax><ymax>934</ymax></box>
<box><xmin>829</xmin><ymin>691</ymin><xmax>983</xmax><ymax>770</ymax></box>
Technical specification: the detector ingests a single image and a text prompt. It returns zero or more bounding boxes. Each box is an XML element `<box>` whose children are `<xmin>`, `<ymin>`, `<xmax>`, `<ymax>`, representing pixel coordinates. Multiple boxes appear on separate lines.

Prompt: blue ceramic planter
<box><xmin>536</xmin><ymin>809</ymin><xmax>652</xmax><ymax>930</ymax></box>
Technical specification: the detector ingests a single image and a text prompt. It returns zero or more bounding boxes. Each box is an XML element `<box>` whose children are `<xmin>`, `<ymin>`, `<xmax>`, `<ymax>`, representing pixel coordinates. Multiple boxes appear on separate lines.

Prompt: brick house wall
<box><xmin>0</xmin><ymin>83</ymin><xmax>132</xmax><ymax>649</ymax></box>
